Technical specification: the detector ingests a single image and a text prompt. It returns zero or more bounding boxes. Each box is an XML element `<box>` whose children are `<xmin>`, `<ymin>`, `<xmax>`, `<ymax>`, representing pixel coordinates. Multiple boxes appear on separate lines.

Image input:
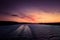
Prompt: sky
<box><xmin>0</xmin><ymin>0</ymin><xmax>60</xmax><ymax>23</ymax></box>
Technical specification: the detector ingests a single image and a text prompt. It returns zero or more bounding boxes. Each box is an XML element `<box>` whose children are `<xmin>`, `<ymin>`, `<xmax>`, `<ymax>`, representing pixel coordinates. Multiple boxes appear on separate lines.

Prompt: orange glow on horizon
<box><xmin>0</xmin><ymin>10</ymin><xmax>60</xmax><ymax>23</ymax></box>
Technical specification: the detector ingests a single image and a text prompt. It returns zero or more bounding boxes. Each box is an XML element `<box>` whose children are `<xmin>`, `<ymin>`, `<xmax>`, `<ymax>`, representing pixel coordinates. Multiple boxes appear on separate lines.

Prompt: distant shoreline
<box><xmin>0</xmin><ymin>21</ymin><xmax>60</xmax><ymax>26</ymax></box>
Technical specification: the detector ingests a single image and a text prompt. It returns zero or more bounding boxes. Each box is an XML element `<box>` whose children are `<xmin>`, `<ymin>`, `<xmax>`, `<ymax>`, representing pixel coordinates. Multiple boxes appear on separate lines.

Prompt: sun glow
<box><xmin>0</xmin><ymin>9</ymin><xmax>60</xmax><ymax>23</ymax></box>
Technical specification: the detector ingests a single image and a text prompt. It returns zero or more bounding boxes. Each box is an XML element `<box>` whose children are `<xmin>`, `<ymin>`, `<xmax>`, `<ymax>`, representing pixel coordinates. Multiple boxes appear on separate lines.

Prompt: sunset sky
<box><xmin>0</xmin><ymin>0</ymin><xmax>60</xmax><ymax>23</ymax></box>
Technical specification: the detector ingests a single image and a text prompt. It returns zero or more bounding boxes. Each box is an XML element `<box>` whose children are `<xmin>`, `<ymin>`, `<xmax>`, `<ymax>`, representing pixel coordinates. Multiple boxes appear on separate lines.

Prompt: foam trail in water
<box><xmin>11</xmin><ymin>25</ymin><xmax>32</xmax><ymax>38</ymax></box>
<box><xmin>21</xmin><ymin>25</ymin><xmax>32</xmax><ymax>38</ymax></box>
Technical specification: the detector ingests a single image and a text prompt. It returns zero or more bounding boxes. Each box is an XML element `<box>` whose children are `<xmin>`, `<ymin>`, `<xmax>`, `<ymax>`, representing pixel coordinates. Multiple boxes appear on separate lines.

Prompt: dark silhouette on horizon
<box><xmin>0</xmin><ymin>21</ymin><xmax>60</xmax><ymax>26</ymax></box>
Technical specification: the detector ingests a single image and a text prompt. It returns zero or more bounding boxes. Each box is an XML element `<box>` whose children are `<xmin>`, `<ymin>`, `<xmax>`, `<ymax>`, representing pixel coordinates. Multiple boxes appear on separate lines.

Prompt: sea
<box><xmin>0</xmin><ymin>24</ymin><xmax>60</xmax><ymax>40</ymax></box>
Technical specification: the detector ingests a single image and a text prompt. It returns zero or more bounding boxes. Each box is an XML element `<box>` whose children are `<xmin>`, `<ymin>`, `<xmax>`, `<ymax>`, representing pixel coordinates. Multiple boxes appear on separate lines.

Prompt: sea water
<box><xmin>0</xmin><ymin>24</ymin><xmax>60</xmax><ymax>40</ymax></box>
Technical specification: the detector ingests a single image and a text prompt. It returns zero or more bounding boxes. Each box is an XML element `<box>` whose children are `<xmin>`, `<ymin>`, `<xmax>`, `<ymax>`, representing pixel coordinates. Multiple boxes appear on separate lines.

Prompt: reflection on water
<box><xmin>0</xmin><ymin>24</ymin><xmax>60</xmax><ymax>40</ymax></box>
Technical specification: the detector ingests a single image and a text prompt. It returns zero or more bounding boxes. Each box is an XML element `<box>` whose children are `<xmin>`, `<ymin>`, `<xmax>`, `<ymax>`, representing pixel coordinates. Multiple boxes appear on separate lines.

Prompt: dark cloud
<box><xmin>11</xmin><ymin>12</ymin><xmax>35</xmax><ymax>21</ymax></box>
<box><xmin>11</xmin><ymin>15</ymin><xmax>18</xmax><ymax>17</ymax></box>
<box><xmin>11</xmin><ymin>12</ymin><xmax>26</xmax><ymax>18</ymax></box>
<box><xmin>18</xmin><ymin>12</ymin><xmax>35</xmax><ymax>21</ymax></box>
